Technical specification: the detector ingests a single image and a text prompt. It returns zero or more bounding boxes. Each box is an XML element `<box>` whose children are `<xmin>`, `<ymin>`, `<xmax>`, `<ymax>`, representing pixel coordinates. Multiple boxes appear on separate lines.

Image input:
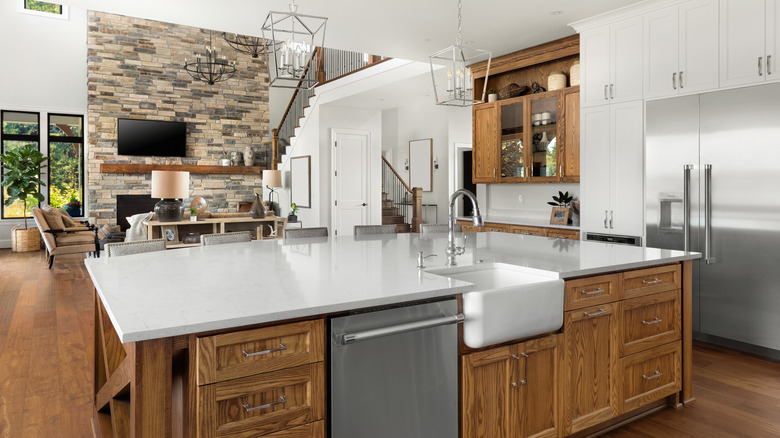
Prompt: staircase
<box><xmin>381</xmin><ymin>192</ymin><xmax>410</xmax><ymax>233</ymax></box>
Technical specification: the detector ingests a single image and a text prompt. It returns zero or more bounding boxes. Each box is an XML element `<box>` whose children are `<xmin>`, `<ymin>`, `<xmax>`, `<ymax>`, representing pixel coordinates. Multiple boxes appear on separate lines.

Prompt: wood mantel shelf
<box><xmin>100</xmin><ymin>163</ymin><xmax>263</xmax><ymax>175</ymax></box>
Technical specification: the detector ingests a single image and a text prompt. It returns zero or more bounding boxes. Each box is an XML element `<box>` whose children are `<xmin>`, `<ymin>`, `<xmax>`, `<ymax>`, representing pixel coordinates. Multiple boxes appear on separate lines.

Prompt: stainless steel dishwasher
<box><xmin>329</xmin><ymin>298</ymin><xmax>462</xmax><ymax>438</ymax></box>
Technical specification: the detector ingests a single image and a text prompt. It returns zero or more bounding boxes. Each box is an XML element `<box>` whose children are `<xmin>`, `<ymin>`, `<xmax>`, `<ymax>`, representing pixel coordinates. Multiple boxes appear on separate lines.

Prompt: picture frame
<box><xmin>550</xmin><ymin>207</ymin><xmax>570</xmax><ymax>226</ymax></box>
<box><xmin>290</xmin><ymin>155</ymin><xmax>311</xmax><ymax>208</ymax></box>
<box><xmin>409</xmin><ymin>138</ymin><xmax>433</xmax><ymax>192</ymax></box>
<box><xmin>161</xmin><ymin>225</ymin><xmax>179</xmax><ymax>243</ymax></box>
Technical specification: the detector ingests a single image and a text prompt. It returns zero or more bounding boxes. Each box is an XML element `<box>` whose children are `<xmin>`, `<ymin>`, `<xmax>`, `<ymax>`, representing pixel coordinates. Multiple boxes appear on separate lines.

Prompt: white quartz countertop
<box><xmin>459</xmin><ymin>215</ymin><xmax>580</xmax><ymax>230</ymax></box>
<box><xmin>85</xmin><ymin>233</ymin><xmax>698</xmax><ymax>343</ymax></box>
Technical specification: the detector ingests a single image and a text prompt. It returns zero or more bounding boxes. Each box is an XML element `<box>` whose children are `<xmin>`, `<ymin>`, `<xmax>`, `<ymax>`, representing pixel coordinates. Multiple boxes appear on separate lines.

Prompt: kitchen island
<box><xmin>86</xmin><ymin>232</ymin><xmax>698</xmax><ymax>437</ymax></box>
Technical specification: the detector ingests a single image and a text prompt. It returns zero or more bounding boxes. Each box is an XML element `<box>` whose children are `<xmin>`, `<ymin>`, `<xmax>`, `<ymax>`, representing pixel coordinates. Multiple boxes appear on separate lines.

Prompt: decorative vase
<box><xmin>249</xmin><ymin>193</ymin><xmax>265</xmax><ymax>219</ymax></box>
<box><xmin>182</xmin><ymin>233</ymin><xmax>201</xmax><ymax>244</ymax></box>
<box><xmin>230</xmin><ymin>151</ymin><xmax>242</xmax><ymax>166</ymax></box>
<box><xmin>244</xmin><ymin>147</ymin><xmax>254</xmax><ymax>166</ymax></box>
<box><xmin>219</xmin><ymin>158</ymin><xmax>231</xmax><ymax>166</ymax></box>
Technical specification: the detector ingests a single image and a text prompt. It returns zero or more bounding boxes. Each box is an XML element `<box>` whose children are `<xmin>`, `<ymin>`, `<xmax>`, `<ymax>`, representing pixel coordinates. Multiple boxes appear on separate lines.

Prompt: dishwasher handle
<box><xmin>341</xmin><ymin>313</ymin><xmax>465</xmax><ymax>345</ymax></box>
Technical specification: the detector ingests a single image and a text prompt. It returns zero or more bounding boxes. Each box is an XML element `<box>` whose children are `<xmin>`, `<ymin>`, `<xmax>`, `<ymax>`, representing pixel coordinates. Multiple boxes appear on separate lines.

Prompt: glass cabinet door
<box><xmin>530</xmin><ymin>95</ymin><xmax>558</xmax><ymax>179</ymax></box>
<box><xmin>500</xmin><ymin>100</ymin><xmax>525</xmax><ymax>179</ymax></box>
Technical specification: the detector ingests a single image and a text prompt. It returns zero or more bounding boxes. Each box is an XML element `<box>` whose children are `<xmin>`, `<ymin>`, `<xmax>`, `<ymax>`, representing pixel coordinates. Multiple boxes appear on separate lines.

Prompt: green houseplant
<box><xmin>288</xmin><ymin>202</ymin><xmax>299</xmax><ymax>222</ymax></box>
<box><xmin>547</xmin><ymin>191</ymin><xmax>573</xmax><ymax>208</ymax></box>
<box><xmin>0</xmin><ymin>144</ymin><xmax>48</xmax><ymax>252</ymax></box>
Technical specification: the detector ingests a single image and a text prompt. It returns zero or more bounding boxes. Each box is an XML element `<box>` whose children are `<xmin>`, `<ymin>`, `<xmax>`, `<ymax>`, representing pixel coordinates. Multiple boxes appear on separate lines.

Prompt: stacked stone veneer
<box><xmin>87</xmin><ymin>11</ymin><xmax>270</xmax><ymax>225</ymax></box>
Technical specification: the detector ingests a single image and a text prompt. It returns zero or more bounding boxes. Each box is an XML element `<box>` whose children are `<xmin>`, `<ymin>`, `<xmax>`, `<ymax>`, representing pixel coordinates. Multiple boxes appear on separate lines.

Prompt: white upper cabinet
<box><xmin>581</xmin><ymin>17</ymin><xmax>643</xmax><ymax>107</ymax></box>
<box><xmin>645</xmin><ymin>0</ymin><xmax>719</xmax><ymax>99</ymax></box>
<box><xmin>720</xmin><ymin>0</ymin><xmax>780</xmax><ymax>87</ymax></box>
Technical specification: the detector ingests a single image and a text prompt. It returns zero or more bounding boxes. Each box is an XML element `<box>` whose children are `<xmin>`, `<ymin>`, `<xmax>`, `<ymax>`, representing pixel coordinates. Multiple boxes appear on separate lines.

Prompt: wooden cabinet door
<box><xmin>473</xmin><ymin>103</ymin><xmax>499</xmax><ymax>183</ymax></box>
<box><xmin>580</xmin><ymin>26</ymin><xmax>611</xmax><ymax>107</ymax></box>
<box><xmin>644</xmin><ymin>6</ymin><xmax>679</xmax><ymax>99</ymax></box>
<box><xmin>518</xmin><ymin>335</ymin><xmax>561</xmax><ymax>438</ymax></box>
<box><xmin>720</xmin><ymin>0</ymin><xmax>766</xmax><ymax>87</ymax></box>
<box><xmin>580</xmin><ymin>105</ymin><xmax>611</xmax><ymax>235</ymax></box>
<box><xmin>610</xmin><ymin>100</ymin><xmax>644</xmax><ymax>237</ymax></box>
<box><xmin>563</xmin><ymin>303</ymin><xmax>619</xmax><ymax>435</ymax></box>
<box><xmin>679</xmin><ymin>0</ymin><xmax>719</xmax><ymax>93</ymax></box>
<box><xmin>562</xmin><ymin>89</ymin><xmax>580</xmax><ymax>181</ymax></box>
<box><xmin>462</xmin><ymin>345</ymin><xmax>519</xmax><ymax>438</ymax></box>
<box><xmin>610</xmin><ymin>16</ymin><xmax>644</xmax><ymax>103</ymax></box>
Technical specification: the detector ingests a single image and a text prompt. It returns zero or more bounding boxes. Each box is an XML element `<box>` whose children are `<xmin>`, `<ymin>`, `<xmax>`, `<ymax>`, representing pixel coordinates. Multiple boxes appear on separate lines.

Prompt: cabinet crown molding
<box><xmin>569</xmin><ymin>0</ymin><xmax>687</xmax><ymax>33</ymax></box>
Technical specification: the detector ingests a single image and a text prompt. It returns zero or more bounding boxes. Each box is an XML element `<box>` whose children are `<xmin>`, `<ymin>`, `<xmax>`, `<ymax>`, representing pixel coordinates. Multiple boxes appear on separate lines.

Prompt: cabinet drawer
<box><xmin>483</xmin><ymin>223</ymin><xmax>510</xmax><ymax>232</ymax></box>
<box><xmin>197</xmin><ymin>319</ymin><xmax>325</xmax><ymax>385</ymax></box>
<box><xmin>545</xmin><ymin>229</ymin><xmax>580</xmax><ymax>240</ymax></box>
<box><xmin>457</xmin><ymin>220</ymin><xmax>483</xmax><ymax>233</ymax></box>
<box><xmin>620</xmin><ymin>290</ymin><xmax>681</xmax><ymax>356</ymax></box>
<box><xmin>197</xmin><ymin>362</ymin><xmax>325</xmax><ymax>438</ymax></box>
<box><xmin>622</xmin><ymin>264</ymin><xmax>681</xmax><ymax>299</ymax></box>
<box><xmin>564</xmin><ymin>273</ymin><xmax>620</xmax><ymax>311</ymax></box>
<box><xmin>264</xmin><ymin>420</ymin><xmax>324</xmax><ymax>437</ymax></box>
<box><xmin>510</xmin><ymin>225</ymin><xmax>546</xmax><ymax>236</ymax></box>
<box><xmin>620</xmin><ymin>342</ymin><xmax>681</xmax><ymax>412</ymax></box>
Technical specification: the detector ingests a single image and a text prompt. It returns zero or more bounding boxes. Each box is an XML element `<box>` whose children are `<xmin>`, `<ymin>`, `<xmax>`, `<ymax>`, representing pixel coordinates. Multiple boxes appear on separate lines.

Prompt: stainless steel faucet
<box><xmin>446</xmin><ymin>189</ymin><xmax>483</xmax><ymax>266</ymax></box>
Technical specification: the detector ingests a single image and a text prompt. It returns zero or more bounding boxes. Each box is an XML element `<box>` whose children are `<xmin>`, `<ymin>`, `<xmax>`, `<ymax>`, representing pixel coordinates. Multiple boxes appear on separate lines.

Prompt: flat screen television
<box><xmin>117</xmin><ymin>118</ymin><xmax>187</xmax><ymax>157</ymax></box>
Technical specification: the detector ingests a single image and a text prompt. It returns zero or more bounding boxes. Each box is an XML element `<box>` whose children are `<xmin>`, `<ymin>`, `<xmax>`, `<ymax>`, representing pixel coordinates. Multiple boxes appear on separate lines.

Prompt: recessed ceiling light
<box><xmin>550</xmin><ymin>10</ymin><xmax>563</xmax><ymax>15</ymax></box>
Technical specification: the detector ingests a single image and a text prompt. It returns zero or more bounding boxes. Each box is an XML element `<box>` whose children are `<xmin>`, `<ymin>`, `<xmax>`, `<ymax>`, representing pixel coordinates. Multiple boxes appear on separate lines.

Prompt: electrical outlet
<box><xmin>518</xmin><ymin>195</ymin><xmax>524</xmax><ymax>204</ymax></box>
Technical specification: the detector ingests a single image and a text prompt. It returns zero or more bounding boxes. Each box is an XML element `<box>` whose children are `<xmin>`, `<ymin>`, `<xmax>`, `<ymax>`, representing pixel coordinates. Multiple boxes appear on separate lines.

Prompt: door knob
<box><xmin>362</xmin><ymin>203</ymin><xmax>367</xmax><ymax>206</ymax></box>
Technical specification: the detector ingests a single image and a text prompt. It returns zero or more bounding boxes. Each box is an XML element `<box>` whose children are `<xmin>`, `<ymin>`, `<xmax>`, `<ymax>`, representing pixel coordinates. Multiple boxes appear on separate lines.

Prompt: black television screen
<box><xmin>117</xmin><ymin>118</ymin><xmax>187</xmax><ymax>157</ymax></box>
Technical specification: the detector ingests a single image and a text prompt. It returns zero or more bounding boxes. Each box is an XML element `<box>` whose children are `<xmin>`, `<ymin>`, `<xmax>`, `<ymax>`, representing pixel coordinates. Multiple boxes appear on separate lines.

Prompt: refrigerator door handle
<box><xmin>704</xmin><ymin>164</ymin><xmax>716</xmax><ymax>264</ymax></box>
<box><xmin>683</xmin><ymin>165</ymin><xmax>693</xmax><ymax>252</ymax></box>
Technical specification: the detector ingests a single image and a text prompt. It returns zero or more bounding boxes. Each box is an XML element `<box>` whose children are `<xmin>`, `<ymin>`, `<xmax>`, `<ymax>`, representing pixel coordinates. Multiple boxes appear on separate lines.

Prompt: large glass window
<box><xmin>24</xmin><ymin>0</ymin><xmax>62</xmax><ymax>14</ymax></box>
<box><xmin>1</xmin><ymin>111</ymin><xmax>41</xmax><ymax>219</ymax></box>
<box><xmin>48</xmin><ymin>114</ymin><xmax>84</xmax><ymax>216</ymax></box>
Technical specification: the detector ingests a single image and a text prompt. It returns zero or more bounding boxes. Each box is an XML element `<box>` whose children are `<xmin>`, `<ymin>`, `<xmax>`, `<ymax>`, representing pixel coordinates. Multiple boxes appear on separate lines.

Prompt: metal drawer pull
<box><xmin>641</xmin><ymin>278</ymin><xmax>663</xmax><ymax>285</ymax></box>
<box><xmin>672</xmin><ymin>72</ymin><xmax>677</xmax><ymax>89</ymax></box>
<box><xmin>759</xmin><ymin>56</ymin><xmax>764</xmax><ymax>76</ymax></box>
<box><xmin>604</xmin><ymin>85</ymin><xmax>608</xmax><ymax>100</ymax></box>
<box><xmin>520</xmin><ymin>352</ymin><xmax>529</xmax><ymax>385</ymax></box>
<box><xmin>584</xmin><ymin>308</ymin><xmax>607</xmax><ymax>317</ymax></box>
<box><xmin>679</xmin><ymin>71</ymin><xmax>684</xmax><ymax>88</ymax></box>
<box><xmin>243</xmin><ymin>395</ymin><xmax>287</xmax><ymax>412</ymax></box>
<box><xmin>511</xmin><ymin>354</ymin><xmax>520</xmax><ymax>388</ymax></box>
<box><xmin>642</xmin><ymin>317</ymin><xmax>663</xmax><ymax>325</ymax></box>
<box><xmin>581</xmin><ymin>288</ymin><xmax>604</xmax><ymax>295</ymax></box>
<box><xmin>242</xmin><ymin>343</ymin><xmax>287</xmax><ymax>358</ymax></box>
<box><xmin>769</xmin><ymin>55</ymin><xmax>773</xmax><ymax>75</ymax></box>
<box><xmin>342</xmin><ymin>313</ymin><xmax>464</xmax><ymax>344</ymax></box>
<box><xmin>610</xmin><ymin>84</ymin><xmax>614</xmax><ymax>99</ymax></box>
<box><xmin>604</xmin><ymin>210</ymin><xmax>608</xmax><ymax>229</ymax></box>
<box><xmin>642</xmin><ymin>371</ymin><xmax>662</xmax><ymax>380</ymax></box>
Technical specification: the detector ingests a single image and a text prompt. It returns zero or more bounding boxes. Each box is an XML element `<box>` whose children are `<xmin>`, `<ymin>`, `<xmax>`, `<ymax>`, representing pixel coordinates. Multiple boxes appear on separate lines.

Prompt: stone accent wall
<box><xmin>87</xmin><ymin>11</ymin><xmax>270</xmax><ymax>225</ymax></box>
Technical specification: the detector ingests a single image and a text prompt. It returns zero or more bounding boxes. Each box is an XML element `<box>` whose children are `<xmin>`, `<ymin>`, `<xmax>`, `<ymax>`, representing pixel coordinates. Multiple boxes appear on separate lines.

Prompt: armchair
<box><xmin>31</xmin><ymin>207</ymin><xmax>100</xmax><ymax>268</ymax></box>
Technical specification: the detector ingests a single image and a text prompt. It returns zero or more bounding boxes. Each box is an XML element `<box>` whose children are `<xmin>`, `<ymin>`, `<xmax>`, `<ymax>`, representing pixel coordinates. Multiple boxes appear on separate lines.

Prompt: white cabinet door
<box><xmin>581</xmin><ymin>106</ymin><xmax>612</xmax><ymax>234</ymax></box>
<box><xmin>644</xmin><ymin>7</ymin><xmax>679</xmax><ymax>99</ymax></box>
<box><xmin>679</xmin><ymin>0</ymin><xmax>719</xmax><ymax>93</ymax></box>
<box><xmin>720</xmin><ymin>0</ymin><xmax>766</xmax><ymax>87</ymax></box>
<box><xmin>766</xmin><ymin>0</ymin><xmax>780</xmax><ymax>81</ymax></box>
<box><xmin>611</xmin><ymin>17</ymin><xmax>644</xmax><ymax>103</ymax></box>
<box><xmin>581</xmin><ymin>26</ymin><xmax>611</xmax><ymax>107</ymax></box>
<box><xmin>610</xmin><ymin>101</ymin><xmax>644</xmax><ymax>237</ymax></box>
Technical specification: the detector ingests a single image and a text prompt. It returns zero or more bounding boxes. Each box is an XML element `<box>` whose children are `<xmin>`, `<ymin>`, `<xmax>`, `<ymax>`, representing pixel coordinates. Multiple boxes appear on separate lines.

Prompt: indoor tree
<box><xmin>0</xmin><ymin>144</ymin><xmax>48</xmax><ymax>229</ymax></box>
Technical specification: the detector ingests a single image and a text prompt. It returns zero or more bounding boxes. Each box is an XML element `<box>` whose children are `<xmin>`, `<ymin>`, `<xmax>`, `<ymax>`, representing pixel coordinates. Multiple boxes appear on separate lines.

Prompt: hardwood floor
<box><xmin>0</xmin><ymin>249</ymin><xmax>779</xmax><ymax>437</ymax></box>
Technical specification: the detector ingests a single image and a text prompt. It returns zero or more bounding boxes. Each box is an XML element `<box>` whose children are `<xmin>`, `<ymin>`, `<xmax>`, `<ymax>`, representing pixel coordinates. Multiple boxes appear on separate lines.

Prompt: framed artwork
<box><xmin>291</xmin><ymin>155</ymin><xmax>311</xmax><ymax>208</ymax></box>
<box><xmin>550</xmin><ymin>207</ymin><xmax>570</xmax><ymax>226</ymax></box>
<box><xmin>161</xmin><ymin>225</ymin><xmax>179</xmax><ymax>243</ymax></box>
<box><xmin>409</xmin><ymin>138</ymin><xmax>433</xmax><ymax>191</ymax></box>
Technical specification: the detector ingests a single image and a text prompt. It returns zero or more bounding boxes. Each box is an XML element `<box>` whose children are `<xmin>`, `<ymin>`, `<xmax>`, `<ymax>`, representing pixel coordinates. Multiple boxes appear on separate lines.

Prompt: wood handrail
<box><xmin>381</xmin><ymin>156</ymin><xmax>411</xmax><ymax>193</ymax></box>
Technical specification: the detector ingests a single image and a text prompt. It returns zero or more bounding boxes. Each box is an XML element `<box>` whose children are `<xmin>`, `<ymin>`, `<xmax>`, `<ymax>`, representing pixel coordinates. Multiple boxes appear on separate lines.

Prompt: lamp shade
<box><xmin>263</xmin><ymin>169</ymin><xmax>282</xmax><ymax>188</ymax></box>
<box><xmin>151</xmin><ymin>171</ymin><xmax>190</xmax><ymax>199</ymax></box>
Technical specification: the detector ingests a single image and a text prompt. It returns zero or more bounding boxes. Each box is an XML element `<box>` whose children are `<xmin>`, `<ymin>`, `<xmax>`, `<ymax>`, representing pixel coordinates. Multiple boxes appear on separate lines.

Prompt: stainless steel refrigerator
<box><xmin>646</xmin><ymin>83</ymin><xmax>780</xmax><ymax>357</ymax></box>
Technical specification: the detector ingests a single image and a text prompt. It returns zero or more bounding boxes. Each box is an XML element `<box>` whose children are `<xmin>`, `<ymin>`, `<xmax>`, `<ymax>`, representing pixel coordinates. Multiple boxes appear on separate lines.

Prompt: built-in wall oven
<box><xmin>329</xmin><ymin>298</ymin><xmax>462</xmax><ymax>438</ymax></box>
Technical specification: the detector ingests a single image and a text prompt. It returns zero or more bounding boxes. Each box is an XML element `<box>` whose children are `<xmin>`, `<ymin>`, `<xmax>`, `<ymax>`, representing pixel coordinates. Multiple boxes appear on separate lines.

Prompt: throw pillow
<box><xmin>42</xmin><ymin>208</ymin><xmax>65</xmax><ymax>230</ymax></box>
<box><xmin>125</xmin><ymin>212</ymin><xmax>154</xmax><ymax>242</ymax></box>
<box><xmin>97</xmin><ymin>225</ymin><xmax>111</xmax><ymax>240</ymax></box>
<box><xmin>60</xmin><ymin>213</ymin><xmax>78</xmax><ymax>228</ymax></box>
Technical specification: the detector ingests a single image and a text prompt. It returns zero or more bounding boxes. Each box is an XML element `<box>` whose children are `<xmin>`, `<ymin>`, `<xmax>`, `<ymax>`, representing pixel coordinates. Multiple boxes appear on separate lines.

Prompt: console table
<box><xmin>144</xmin><ymin>216</ymin><xmax>287</xmax><ymax>248</ymax></box>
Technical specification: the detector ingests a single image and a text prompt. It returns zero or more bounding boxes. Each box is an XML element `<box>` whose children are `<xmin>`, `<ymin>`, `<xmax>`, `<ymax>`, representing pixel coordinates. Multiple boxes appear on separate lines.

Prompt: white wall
<box><xmin>0</xmin><ymin>4</ymin><xmax>88</xmax><ymax>248</ymax></box>
<box><xmin>484</xmin><ymin>183</ymin><xmax>580</xmax><ymax>222</ymax></box>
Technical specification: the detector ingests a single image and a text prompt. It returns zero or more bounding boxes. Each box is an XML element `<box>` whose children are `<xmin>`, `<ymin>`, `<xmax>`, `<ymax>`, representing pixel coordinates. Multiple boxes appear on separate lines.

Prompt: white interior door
<box><xmin>333</xmin><ymin>129</ymin><xmax>369</xmax><ymax>236</ymax></box>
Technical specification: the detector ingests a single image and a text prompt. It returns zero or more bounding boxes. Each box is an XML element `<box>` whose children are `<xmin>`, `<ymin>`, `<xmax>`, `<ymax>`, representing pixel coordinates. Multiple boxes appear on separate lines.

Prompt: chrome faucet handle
<box><xmin>417</xmin><ymin>251</ymin><xmax>437</xmax><ymax>269</ymax></box>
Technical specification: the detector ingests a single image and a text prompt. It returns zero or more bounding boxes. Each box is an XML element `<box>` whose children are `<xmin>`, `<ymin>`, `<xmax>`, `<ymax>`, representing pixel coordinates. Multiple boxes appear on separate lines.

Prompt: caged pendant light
<box><xmin>429</xmin><ymin>0</ymin><xmax>491</xmax><ymax>106</ymax></box>
<box><xmin>262</xmin><ymin>0</ymin><xmax>327</xmax><ymax>90</ymax></box>
<box><xmin>184</xmin><ymin>31</ymin><xmax>237</xmax><ymax>85</ymax></box>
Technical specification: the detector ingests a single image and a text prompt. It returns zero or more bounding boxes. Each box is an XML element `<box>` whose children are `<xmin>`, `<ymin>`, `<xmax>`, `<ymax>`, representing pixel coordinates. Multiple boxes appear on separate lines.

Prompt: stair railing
<box><xmin>382</xmin><ymin>156</ymin><xmax>423</xmax><ymax>232</ymax></box>
<box><xmin>272</xmin><ymin>49</ymin><xmax>390</xmax><ymax>168</ymax></box>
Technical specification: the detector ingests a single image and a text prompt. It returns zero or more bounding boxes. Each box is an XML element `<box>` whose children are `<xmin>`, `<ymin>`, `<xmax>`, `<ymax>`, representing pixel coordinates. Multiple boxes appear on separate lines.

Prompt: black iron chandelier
<box><xmin>221</xmin><ymin>33</ymin><xmax>270</xmax><ymax>58</ymax></box>
<box><xmin>184</xmin><ymin>31</ymin><xmax>237</xmax><ymax>85</ymax></box>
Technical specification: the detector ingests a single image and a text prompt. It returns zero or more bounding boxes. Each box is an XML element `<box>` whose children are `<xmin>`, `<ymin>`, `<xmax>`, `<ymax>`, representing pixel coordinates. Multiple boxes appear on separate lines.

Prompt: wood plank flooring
<box><xmin>1</xmin><ymin>248</ymin><xmax>779</xmax><ymax>437</ymax></box>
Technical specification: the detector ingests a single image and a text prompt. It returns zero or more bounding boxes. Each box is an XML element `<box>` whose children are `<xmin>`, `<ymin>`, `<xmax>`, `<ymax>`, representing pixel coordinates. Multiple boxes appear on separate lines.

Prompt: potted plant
<box><xmin>0</xmin><ymin>144</ymin><xmax>48</xmax><ymax>252</ymax></box>
<box><xmin>548</xmin><ymin>191</ymin><xmax>574</xmax><ymax>225</ymax></box>
<box><xmin>288</xmin><ymin>202</ymin><xmax>299</xmax><ymax>222</ymax></box>
<box><xmin>219</xmin><ymin>146</ymin><xmax>231</xmax><ymax>166</ymax></box>
<box><xmin>189</xmin><ymin>206</ymin><xmax>199</xmax><ymax>221</ymax></box>
<box><xmin>487</xmin><ymin>88</ymin><xmax>498</xmax><ymax>102</ymax></box>
<box><xmin>64</xmin><ymin>194</ymin><xmax>82</xmax><ymax>217</ymax></box>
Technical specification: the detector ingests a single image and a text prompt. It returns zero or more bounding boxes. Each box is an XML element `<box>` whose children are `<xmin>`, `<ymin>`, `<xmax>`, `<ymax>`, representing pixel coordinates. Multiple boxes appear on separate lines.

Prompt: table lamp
<box><xmin>263</xmin><ymin>169</ymin><xmax>282</xmax><ymax>216</ymax></box>
<box><xmin>151</xmin><ymin>170</ymin><xmax>190</xmax><ymax>222</ymax></box>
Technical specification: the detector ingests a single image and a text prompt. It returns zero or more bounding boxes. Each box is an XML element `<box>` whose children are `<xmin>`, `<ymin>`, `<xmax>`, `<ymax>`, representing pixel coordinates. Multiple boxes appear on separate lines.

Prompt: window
<box><xmin>48</xmin><ymin>114</ymin><xmax>84</xmax><ymax>216</ymax></box>
<box><xmin>1</xmin><ymin>111</ymin><xmax>41</xmax><ymax>219</ymax></box>
<box><xmin>24</xmin><ymin>0</ymin><xmax>61</xmax><ymax>14</ymax></box>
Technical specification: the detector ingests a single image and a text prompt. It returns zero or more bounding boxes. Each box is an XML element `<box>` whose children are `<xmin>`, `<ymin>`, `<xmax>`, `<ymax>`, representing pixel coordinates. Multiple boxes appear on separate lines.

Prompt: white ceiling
<box><xmin>64</xmin><ymin>0</ymin><xmax>643</xmax><ymax>62</ymax></box>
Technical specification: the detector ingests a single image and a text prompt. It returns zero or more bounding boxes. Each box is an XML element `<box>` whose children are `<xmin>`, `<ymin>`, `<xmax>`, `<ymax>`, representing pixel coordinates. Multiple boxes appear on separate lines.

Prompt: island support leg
<box><xmin>131</xmin><ymin>338</ymin><xmax>173</xmax><ymax>437</ymax></box>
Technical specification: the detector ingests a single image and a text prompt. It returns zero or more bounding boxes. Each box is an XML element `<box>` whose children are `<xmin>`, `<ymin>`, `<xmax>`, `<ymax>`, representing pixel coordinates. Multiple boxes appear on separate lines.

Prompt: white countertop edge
<box><xmin>558</xmin><ymin>253</ymin><xmax>700</xmax><ymax>278</ymax></box>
